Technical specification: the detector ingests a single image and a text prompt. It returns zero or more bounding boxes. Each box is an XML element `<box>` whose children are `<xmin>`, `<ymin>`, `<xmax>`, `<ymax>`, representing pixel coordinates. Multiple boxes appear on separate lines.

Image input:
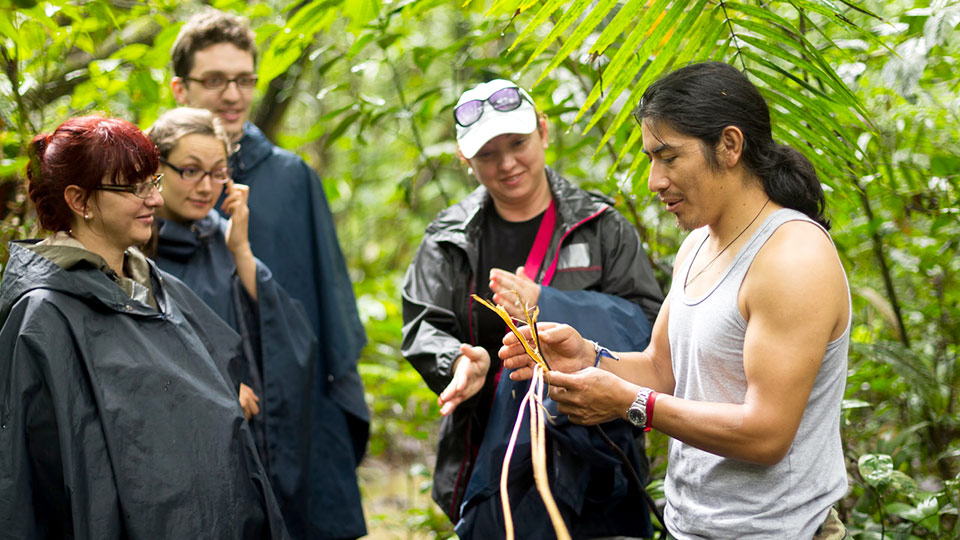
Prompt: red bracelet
<box><xmin>644</xmin><ymin>391</ymin><xmax>658</xmax><ymax>432</ymax></box>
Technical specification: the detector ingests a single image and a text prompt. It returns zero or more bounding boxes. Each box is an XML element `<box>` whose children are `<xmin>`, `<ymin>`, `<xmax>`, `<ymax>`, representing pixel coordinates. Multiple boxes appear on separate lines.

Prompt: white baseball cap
<box><xmin>454</xmin><ymin>79</ymin><xmax>537</xmax><ymax>159</ymax></box>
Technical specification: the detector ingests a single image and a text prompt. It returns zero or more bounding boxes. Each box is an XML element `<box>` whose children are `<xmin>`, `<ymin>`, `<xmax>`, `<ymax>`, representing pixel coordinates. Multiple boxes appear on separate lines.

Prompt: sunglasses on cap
<box><xmin>454</xmin><ymin>87</ymin><xmax>531</xmax><ymax>127</ymax></box>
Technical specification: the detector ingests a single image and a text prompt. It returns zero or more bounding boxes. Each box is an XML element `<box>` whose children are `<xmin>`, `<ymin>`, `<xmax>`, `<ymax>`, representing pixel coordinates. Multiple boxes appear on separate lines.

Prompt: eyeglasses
<box><xmin>454</xmin><ymin>87</ymin><xmax>530</xmax><ymax>127</ymax></box>
<box><xmin>95</xmin><ymin>173</ymin><xmax>164</xmax><ymax>198</ymax></box>
<box><xmin>184</xmin><ymin>74</ymin><xmax>258</xmax><ymax>91</ymax></box>
<box><xmin>161</xmin><ymin>159</ymin><xmax>232</xmax><ymax>184</ymax></box>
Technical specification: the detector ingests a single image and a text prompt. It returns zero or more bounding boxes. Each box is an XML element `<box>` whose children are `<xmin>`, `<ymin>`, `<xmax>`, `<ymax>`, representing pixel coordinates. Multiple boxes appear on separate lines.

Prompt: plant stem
<box><xmin>383</xmin><ymin>49</ymin><xmax>449</xmax><ymax>208</ymax></box>
<box><xmin>854</xmin><ymin>178</ymin><xmax>910</xmax><ymax>348</ymax></box>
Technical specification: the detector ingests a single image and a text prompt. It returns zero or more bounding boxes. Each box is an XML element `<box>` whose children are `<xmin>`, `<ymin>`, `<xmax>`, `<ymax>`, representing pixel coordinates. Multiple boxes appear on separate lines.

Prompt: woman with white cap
<box><xmin>401</xmin><ymin>79</ymin><xmax>664</xmax><ymax>538</ymax></box>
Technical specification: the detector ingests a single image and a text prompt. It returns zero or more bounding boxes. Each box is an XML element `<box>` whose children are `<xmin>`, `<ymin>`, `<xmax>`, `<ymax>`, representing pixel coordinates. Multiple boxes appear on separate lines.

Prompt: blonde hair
<box><xmin>145</xmin><ymin>107</ymin><xmax>233</xmax><ymax>159</ymax></box>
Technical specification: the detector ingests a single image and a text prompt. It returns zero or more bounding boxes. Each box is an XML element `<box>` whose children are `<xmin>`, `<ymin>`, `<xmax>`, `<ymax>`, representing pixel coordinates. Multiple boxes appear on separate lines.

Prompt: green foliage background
<box><xmin>1</xmin><ymin>0</ymin><xmax>957</xmax><ymax>537</ymax></box>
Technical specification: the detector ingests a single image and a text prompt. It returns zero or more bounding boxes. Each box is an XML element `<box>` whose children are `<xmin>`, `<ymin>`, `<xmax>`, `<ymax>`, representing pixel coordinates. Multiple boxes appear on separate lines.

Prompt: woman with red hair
<box><xmin>0</xmin><ymin>116</ymin><xmax>288</xmax><ymax>539</ymax></box>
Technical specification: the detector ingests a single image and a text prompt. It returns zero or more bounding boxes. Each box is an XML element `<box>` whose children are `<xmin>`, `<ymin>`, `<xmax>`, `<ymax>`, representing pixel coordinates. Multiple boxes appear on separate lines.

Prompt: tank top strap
<box><xmin>680</xmin><ymin>208</ymin><xmax>816</xmax><ymax>304</ymax></box>
<box><xmin>727</xmin><ymin>207</ymin><xmax>816</xmax><ymax>284</ymax></box>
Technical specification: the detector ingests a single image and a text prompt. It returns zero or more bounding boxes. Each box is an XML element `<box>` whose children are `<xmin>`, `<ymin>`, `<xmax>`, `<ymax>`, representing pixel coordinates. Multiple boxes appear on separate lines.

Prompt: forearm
<box><xmin>401</xmin><ymin>245</ymin><xmax>468</xmax><ymax>395</ymax></box>
<box><xmin>231</xmin><ymin>246</ymin><xmax>258</xmax><ymax>301</ymax></box>
<box><xmin>596</xmin><ymin>350</ymin><xmax>674</xmax><ymax>395</ymax></box>
<box><xmin>400</xmin><ymin>309</ymin><xmax>463</xmax><ymax>395</ymax></box>
<box><xmin>648</xmin><ymin>394</ymin><xmax>790</xmax><ymax>465</ymax></box>
<box><xmin>592</xmin><ymin>349</ymin><xmax>790</xmax><ymax>464</ymax></box>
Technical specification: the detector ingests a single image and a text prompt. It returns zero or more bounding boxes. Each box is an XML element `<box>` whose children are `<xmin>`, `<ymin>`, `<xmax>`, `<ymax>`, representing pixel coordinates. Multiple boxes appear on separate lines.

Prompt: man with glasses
<box><xmin>402</xmin><ymin>79</ymin><xmax>664</xmax><ymax>537</ymax></box>
<box><xmin>169</xmin><ymin>10</ymin><xmax>367</xmax><ymax>540</ymax></box>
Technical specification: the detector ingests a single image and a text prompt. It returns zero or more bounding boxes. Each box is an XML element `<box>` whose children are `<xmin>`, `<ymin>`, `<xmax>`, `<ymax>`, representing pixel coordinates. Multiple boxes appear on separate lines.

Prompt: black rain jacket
<box><xmin>0</xmin><ymin>241</ymin><xmax>288</xmax><ymax>539</ymax></box>
<box><xmin>401</xmin><ymin>168</ymin><xmax>664</xmax><ymax>531</ymax></box>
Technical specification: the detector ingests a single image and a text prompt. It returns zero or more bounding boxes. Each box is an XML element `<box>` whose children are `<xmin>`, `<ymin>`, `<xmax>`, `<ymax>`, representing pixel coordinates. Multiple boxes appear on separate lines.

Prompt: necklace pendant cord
<box><xmin>684</xmin><ymin>199</ymin><xmax>770</xmax><ymax>288</ymax></box>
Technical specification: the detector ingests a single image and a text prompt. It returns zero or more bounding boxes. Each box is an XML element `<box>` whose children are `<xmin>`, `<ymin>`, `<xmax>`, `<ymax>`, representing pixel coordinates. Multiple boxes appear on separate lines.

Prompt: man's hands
<box><xmin>497</xmin><ymin>322</ymin><xmax>636</xmax><ymax>425</ymax></box>
<box><xmin>489</xmin><ymin>266</ymin><xmax>540</xmax><ymax>321</ymax></box>
<box><xmin>438</xmin><ymin>344</ymin><xmax>491</xmax><ymax>416</ymax></box>
<box><xmin>499</xmin><ymin>322</ymin><xmax>594</xmax><ymax>381</ymax></box>
<box><xmin>546</xmin><ymin>369</ymin><xmax>638</xmax><ymax>425</ymax></box>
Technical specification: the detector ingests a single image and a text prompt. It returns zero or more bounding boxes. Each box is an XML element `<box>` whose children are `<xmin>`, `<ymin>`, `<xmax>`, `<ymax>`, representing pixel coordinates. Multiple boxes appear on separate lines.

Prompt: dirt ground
<box><xmin>358</xmin><ymin>457</ymin><xmax>454</xmax><ymax>540</ymax></box>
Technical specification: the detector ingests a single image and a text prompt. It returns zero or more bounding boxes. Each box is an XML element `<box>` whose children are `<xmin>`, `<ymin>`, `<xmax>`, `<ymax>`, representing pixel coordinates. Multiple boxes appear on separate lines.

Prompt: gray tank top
<box><xmin>664</xmin><ymin>208</ymin><xmax>849</xmax><ymax>539</ymax></box>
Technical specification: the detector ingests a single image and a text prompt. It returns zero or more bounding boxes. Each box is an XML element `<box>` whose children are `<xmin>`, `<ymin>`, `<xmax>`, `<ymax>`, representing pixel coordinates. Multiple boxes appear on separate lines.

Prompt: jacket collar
<box><xmin>544</xmin><ymin>167</ymin><xmax>611</xmax><ymax>230</ymax></box>
<box><xmin>231</xmin><ymin>122</ymin><xmax>274</xmax><ymax>176</ymax></box>
<box><xmin>156</xmin><ymin>211</ymin><xmax>224</xmax><ymax>262</ymax></box>
<box><xmin>426</xmin><ymin>167</ymin><xmax>609</xmax><ymax>248</ymax></box>
<box><xmin>1</xmin><ymin>240</ymin><xmax>166</xmax><ymax>321</ymax></box>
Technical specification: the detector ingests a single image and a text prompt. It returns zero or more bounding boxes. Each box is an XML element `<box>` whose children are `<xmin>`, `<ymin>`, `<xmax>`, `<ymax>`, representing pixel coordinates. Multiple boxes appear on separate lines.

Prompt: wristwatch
<box><xmin>626</xmin><ymin>387</ymin><xmax>655</xmax><ymax>429</ymax></box>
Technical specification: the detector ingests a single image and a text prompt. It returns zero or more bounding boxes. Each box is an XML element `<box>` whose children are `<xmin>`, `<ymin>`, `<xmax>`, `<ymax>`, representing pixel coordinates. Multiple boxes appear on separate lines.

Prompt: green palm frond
<box><xmin>497</xmin><ymin>0</ymin><xmax>884</xmax><ymax>187</ymax></box>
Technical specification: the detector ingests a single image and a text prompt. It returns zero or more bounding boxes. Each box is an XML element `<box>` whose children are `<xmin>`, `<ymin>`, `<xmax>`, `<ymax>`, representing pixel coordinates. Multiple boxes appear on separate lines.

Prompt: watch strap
<box><xmin>627</xmin><ymin>386</ymin><xmax>654</xmax><ymax>429</ymax></box>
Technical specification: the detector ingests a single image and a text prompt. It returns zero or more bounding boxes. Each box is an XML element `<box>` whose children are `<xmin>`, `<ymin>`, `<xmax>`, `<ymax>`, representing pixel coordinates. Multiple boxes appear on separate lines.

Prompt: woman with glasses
<box><xmin>145</xmin><ymin>107</ymin><xmax>316</xmax><ymax>538</ymax></box>
<box><xmin>0</xmin><ymin>115</ymin><xmax>288</xmax><ymax>538</ymax></box>
<box><xmin>401</xmin><ymin>79</ymin><xmax>664</xmax><ymax>538</ymax></box>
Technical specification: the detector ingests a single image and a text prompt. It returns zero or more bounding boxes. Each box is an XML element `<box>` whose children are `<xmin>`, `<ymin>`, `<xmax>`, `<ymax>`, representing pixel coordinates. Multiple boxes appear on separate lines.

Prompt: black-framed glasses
<box><xmin>184</xmin><ymin>74</ymin><xmax>258</xmax><ymax>91</ymax></box>
<box><xmin>454</xmin><ymin>87</ymin><xmax>530</xmax><ymax>127</ymax></box>
<box><xmin>160</xmin><ymin>159</ymin><xmax>232</xmax><ymax>184</ymax></box>
<box><xmin>95</xmin><ymin>173</ymin><xmax>164</xmax><ymax>199</ymax></box>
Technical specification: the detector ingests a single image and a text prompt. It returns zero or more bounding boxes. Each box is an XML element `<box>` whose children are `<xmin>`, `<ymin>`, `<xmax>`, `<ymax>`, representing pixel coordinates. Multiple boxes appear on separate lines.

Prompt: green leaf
<box><xmin>344</xmin><ymin>0</ymin><xmax>382</xmax><ymax>32</ymax></box>
<box><xmin>609</xmin><ymin>125</ymin><xmax>642</xmax><ymax>179</ymax></box>
<box><xmin>526</xmin><ymin>0</ymin><xmax>619</xmax><ymax>81</ymax></box>
<box><xmin>110</xmin><ymin>43</ymin><xmax>151</xmax><ymax>62</ymax></box>
<box><xmin>841</xmin><ymin>399</ymin><xmax>872</xmax><ymax>410</ymax></box>
<box><xmin>0</xmin><ymin>11</ymin><xmax>20</xmax><ymax>47</ymax></box>
<box><xmin>581</xmin><ymin>0</ymin><xmax>709</xmax><ymax>129</ymax></box>
<box><xmin>514</xmin><ymin>0</ymin><xmax>594</xmax><ymax>74</ymax></box>
<box><xmin>858</xmin><ymin>453</ymin><xmax>919</xmax><ymax>494</ymax></box>
<box><xmin>323</xmin><ymin>110</ymin><xmax>362</xmax><ymax>150</ymax></box>
<box><xmin>0</xmin><ymin>156</ymin><xmax>28</xmax><ymax>177</ymax></box>
<box><xmin>348</xmin><ymin>33</ymin><xmax>376</xmax><ymax>59</ymax></box>
<box><xmin>724</xmin><ymin>3</ymin><xmax>873</xmax><ymax>124</ymax></box>
<box><xmin>511</xmin><ymin>0</ymin><xmax>567</xmax><ymax>47</ymax></box>
<box><xmin>487</xmin><ymin>0</ymin><xmax>521</xmax><ymax>16</ymax></box>
<box><xmin>589</xmin><ymin>4</ymin><xmax>723</xmax><ymax>158</ymax></box>
<box><xmin>742</xmin><ymin>61</ymin><xmax>858</xmax><ymax>149</ymax></box>
<box><xmin>590</xmin><ymin>0</ymin><xmax>649</xmax><ymax>54</ymax></box>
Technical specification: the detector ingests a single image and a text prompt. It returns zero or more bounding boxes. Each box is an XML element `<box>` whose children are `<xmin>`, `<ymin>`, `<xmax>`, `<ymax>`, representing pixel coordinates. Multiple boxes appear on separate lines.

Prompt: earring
<box><xmin>84</xmin><ymin>213</ymin><xmax>90</xmax><ymax>221</ymax></box>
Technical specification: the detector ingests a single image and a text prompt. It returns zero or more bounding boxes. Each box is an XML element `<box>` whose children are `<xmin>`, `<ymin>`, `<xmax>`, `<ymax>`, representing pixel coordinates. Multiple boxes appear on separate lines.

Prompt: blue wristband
<box><xmin>590</xmin><ymin>340</ymin><xmax>620</xmax><ymax>367</ymax></box>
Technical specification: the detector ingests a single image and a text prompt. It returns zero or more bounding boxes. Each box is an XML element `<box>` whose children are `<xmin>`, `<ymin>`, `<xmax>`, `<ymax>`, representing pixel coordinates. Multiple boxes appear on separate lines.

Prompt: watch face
<box><xmin>627</xmin><ymin>404</ymin><xmax>646</xmax><ymax>427</ymax></box>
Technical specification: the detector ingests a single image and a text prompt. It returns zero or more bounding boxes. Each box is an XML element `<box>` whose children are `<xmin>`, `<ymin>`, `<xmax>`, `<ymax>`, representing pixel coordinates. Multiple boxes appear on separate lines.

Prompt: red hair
<box><xmin>27</xmin><ymin>116</ymin><xmax>159</xmax><ymax>232</ymax></box>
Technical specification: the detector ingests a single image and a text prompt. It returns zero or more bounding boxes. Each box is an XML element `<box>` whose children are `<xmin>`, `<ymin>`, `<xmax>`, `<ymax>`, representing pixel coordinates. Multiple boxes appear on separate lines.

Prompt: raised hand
<box><xmin>489</xmin><ymin>266</ymin><xmax>540</xmax><ymax>321</ymax></box>
<box><xmin>221</xmin><ymin>180</ymin><xmax>251</xmax><ymax>257</ymax></box>
<box><xmin>438</xmin><ymin>344</ymin><xmax>491</xmax><ymax>416</ymax></box>
<box><xmin>221</xmin><ymin>180</ymin><xmax>257</xmax><ymax>300</ymax></box>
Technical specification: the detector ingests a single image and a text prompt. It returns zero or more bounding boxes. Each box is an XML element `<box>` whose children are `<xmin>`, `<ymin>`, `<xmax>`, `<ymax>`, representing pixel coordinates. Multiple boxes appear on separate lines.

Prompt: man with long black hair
<box><xmin>501</xmin><ymin>62</ymin><xmax>850</xmax><ymax>539</ymax></box>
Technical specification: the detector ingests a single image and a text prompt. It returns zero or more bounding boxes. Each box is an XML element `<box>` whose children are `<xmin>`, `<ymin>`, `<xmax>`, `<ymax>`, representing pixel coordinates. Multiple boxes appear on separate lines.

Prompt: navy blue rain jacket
<box><xmin>227</xmin><ymin>123</ymin><xmax>367</xmax><ymax>539</ymax></box>
<box><xmin>154</xmin><ymin>212</ymin><xmax>317</xmax><ymax>538</ymax></box>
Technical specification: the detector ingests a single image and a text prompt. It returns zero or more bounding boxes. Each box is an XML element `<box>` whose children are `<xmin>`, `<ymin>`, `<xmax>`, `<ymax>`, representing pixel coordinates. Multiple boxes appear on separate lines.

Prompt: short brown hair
<box><xmin>171</xmin><ymin>9</ymin><xmax>257</xmax><ymax>78</ymax></box>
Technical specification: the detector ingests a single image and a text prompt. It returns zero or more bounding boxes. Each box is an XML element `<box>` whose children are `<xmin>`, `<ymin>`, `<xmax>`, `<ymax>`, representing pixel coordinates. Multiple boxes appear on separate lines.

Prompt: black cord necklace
<box><xmin>684</xmin><ymin>198</ymin><xmax>770</xmax><ymax>288</ymax></box>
